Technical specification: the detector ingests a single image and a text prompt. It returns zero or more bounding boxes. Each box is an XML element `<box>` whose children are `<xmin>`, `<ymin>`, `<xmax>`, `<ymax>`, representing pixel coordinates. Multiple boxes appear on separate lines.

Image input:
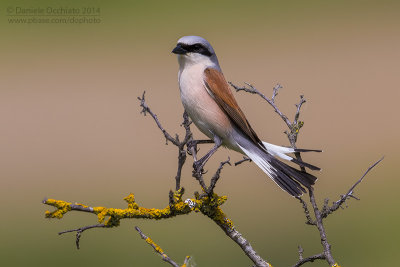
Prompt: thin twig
<box><xmin>295</xmin><ymin>196</ymin><xmax>316</xmax><ymax>225</ymax></box>
<box><xmin>234</xmin><ymin>156</ymin><xmax>251</xmax><ymax>166</ymax></box>
<box><xmin>292</xmin><ymin>252</ymin><xmax>325</xmax><ymax>267</ymax></box>
<box><xmin>271</xmin><ymin>83</ymin><xmax>281</xmax><ymax>103</ymax></box>
<box><xmin>322</xmin><ymin>157</ymin><xmax>384</xmax><ymax>218</ymax></box>
<box><xmin>138</xmin><ymin>91</ymin><xmax>180</xmax><ymax>146</ymax></box>
<box><xmin>182</xmin><ymin>256</ymin><xmax>191</xmax><ymax>266</ymax></box>
<box><xmin>298</xmin><ymin>245</ymin><xmax>304</xmax><ymax>261</ymax></box>
<box><xmin>138</xmin><ymin>93</ymin><xmax>194</xmax><ymax>191</ymax></box>
<box><xmin>213</xmin><ymin>221</ymin><xmax>272</xmax><ymax>267</ymax></box>
<box><xmin>207</xmin><ymin>158</ymin><xmax>231</xmax><ymax>195</ymax></box>
<box><xmin>175</xmin><ymin>111</ymin><xmax>192</xmax><ymax>190</ymax></box>
<box><xmin>228</xmin><ymin>229</ymin><xmax>271</xmax><ymax>267</ymax></box>
<box><xmin>230</xmin><ymin>82</ymin><xmax>307</xmax><ymax>151</ymax></box>
<box><xmin>135</xmin><ymin>226</ymin><xmax>181</xmax><ymax>267</ymax></box>
<box><xmin>192</xmin><ymin>171</ymin><xmax>208</xmax><ymax>192</ymax></box>
<box><xmin>230</xmin><ymin>82</ymin><xmax>291</xmax><ymax>127</ymax></box>
<box><xmin>58</xmin><ymin>224</ymin><xmax>106</xmax><ymax>249</ymax></box>
<box><xmin>232</xmin><ymin>82</ymin><xmax>337</xmax><ymax>265</ymax></box>
<box><xmin>308</xmin><ymin>187</ymin><xmax>335</xmax><ymax>265</ymax></box>
<box><xmin>294</xmin><ymin>95</ymin><xmax>306</xmax><ymax>126</ymax></box>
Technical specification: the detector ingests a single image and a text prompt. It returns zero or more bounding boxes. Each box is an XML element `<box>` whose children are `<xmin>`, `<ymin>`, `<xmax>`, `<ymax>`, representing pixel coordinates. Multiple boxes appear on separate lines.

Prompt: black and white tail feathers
<box><xmin>262</xmin><ymin>142</ymin><xmax>322</xmax><ymax>171</ymax></box>
<box><xmin>237</xmin><ymin>140</ymin><xmax>321</xmax><ymax>197</ymax></box>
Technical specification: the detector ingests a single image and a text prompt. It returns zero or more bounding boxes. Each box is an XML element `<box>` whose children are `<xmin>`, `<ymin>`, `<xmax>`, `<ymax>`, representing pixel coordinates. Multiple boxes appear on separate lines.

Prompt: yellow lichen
<box><xmin>94</xmin><ymin>207</ymin><xmax>107</xmax><ymax>223</ymax></box>
<box><xmin>123</xmin><ymin>193</ymin><xmax>140</xmax><ymax>209</ymax></box>
<box><xmin>195</xmin><ymin>193</ymin><xmax>234</xmax><ymax>230</ymax></box>
<box><xmin>173</xmin><ymin>188</ymin><xmax>185</xmax><ymax>203</ymax></box>
<box><xmin>145</xmin><ymin>237</ymin><xmax>165</xmax><ymax>255</ymax></box>
<box><xmin>174</xmin><ymin>201</ymin><xmax>187</xmax><ymax>211</ymax></box>
<box><xmin>44</xmin><ymin>199</ymin><xmax>72</xmax><ymax>219</ymax></box>
<box><xmin>124</xmin><ymin>193</ymin><xmax>135</xmax><ymax>203</ymax></box>
<box><xmin>93</xmin><ymin>206</ymin><xmax>106</xmax><ymax>214</ymax></box>
<box><xmin>181</xmin><ymin>256</ymin><xmax>191</xmax><ymax>267</ymax></box>
<box><xmin>74</xmin><ymin>203</ymin><xmax>89</xmax><ymax>208</ymax></box>
<box><xmin>44</xmin><ymin>190</ymin><xmax>234</xmax><ymax>230</ymax></box>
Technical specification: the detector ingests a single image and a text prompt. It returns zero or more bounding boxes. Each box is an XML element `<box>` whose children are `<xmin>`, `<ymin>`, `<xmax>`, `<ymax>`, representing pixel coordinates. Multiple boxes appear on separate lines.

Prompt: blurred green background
<box><xmin>1</xmin><ymin>0</ymin><xmax>399</xmax><ymax>266</ymax></box>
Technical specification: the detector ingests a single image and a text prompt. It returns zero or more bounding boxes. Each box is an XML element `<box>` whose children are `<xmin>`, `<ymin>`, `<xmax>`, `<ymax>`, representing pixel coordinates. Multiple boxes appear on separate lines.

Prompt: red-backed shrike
<box><xmin>172</xmin><ymin>36</ymin><xmax>320</xmax><ymax>197</ymax></box>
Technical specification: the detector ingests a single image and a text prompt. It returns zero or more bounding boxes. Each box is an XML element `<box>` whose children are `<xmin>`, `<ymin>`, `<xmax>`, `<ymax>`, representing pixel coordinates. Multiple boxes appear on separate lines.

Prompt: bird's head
<box><xmin>172</xmin><ymin>36</ymin><xmax>220</xmax><ymax>69</ymax></box>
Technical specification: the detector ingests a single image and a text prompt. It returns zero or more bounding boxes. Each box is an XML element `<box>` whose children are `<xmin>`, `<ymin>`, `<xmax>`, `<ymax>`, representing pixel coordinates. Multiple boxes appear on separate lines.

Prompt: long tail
<box><xmin>262</xmin><ymin>141</ymin><xmax>322</xmax><ymax>171</ymax></box>
<box><xmin>237</xmin><ymin>140</ymin><xmax>319</xmax><ymax>197</ymax></box>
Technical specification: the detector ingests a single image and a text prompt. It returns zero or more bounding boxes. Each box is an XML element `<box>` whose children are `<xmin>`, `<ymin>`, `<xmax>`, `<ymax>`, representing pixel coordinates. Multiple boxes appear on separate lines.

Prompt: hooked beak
<box><xmin>172</xmin><ymin>44</ymin><xmax>187</xmax><ymax>55</ymax></box>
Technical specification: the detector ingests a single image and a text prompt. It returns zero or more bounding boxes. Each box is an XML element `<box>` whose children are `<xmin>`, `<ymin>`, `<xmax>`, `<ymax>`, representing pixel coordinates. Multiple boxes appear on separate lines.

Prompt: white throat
<box><xmin>177</xmin><ymin>53</ymin><xmax>221</xmax><ymax>74</ymax></box>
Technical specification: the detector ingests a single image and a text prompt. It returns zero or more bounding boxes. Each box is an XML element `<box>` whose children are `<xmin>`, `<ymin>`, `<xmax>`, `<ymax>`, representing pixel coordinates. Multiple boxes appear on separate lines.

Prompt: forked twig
<box><xmin>58</xmin><ymin>224</ymin><xmax>106</xmax><ymax>249</ymax></box>
<box><xmin>322</xmin><ymin>157</ymin><xmax>384</xmax><ymax>218</ymax></box>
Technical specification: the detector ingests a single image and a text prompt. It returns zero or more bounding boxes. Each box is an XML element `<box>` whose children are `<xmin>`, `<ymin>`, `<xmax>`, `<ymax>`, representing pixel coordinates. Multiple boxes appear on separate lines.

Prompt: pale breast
<box><xmin>178</xmin><ymin>65</ymin><xmax>232</xmax><ymax>140</ymax></box>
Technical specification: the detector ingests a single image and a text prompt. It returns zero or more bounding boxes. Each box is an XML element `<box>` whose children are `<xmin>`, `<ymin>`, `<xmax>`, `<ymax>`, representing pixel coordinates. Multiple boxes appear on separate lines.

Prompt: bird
<box><xmin>172</xmin><ymin>35</ymin><xmax>321</xmax><ymax>197</ymax></box>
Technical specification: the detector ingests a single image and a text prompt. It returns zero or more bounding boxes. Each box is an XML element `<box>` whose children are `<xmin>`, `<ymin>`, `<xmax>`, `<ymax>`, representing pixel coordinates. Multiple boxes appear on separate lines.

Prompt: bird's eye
<box><xmin>189</xmin><ymin>43</ymin><xmax>212</xmax><ymax>56</ymax></box>
<box><xmin>193</xmin><ymin>44</ymin><xmax>202</xmax><ymax>50</ymax></box>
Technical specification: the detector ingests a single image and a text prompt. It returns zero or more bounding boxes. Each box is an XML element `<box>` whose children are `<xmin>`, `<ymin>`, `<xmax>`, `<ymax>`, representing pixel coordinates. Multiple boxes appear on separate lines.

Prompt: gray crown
<box><xmin>177</xmin><ymin>36</ymin><xmax>215</xmax><ymax>55</ymax></box>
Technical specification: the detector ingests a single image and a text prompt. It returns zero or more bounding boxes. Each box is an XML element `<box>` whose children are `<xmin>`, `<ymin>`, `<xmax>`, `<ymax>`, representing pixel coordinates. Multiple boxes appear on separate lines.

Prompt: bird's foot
<box><xmin>193</xmin><ymin>160</ymin><xmax>207</xmax><ymax>175</ymax></box>
<box><xmin>187</xmin><ymin>140</ymin><xmax>198</xmax><ymax>156</ymax></box>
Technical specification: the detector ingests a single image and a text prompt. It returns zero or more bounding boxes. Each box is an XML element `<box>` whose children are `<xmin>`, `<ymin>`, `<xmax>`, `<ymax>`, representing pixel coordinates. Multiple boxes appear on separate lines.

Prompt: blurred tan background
<box><xmin>1</xmin><ymin>0</ymin><xmax>399</xmax><ymax>266</ymax></box>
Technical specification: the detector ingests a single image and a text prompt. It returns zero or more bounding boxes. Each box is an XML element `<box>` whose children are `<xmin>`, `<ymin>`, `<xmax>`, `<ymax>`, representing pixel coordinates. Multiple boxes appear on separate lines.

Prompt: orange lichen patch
<box><xmin>332</xmin><ymin>264</ymin><xmax>341</xmax><ymax>267</ymax></box>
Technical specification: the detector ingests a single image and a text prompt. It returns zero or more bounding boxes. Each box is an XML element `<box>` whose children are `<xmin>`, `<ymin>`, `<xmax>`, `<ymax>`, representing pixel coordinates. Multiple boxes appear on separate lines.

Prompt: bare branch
<box><xmin>192</xmin><ymin>171</ymin><xmax>208</xmax><ymax>192</ymax></box>
<box><xmin>308</xmin><ymin>187</ymin><xmax>335</xmax><ymax>265</ymax></box>
<box><xmin>207</xmin><ymin>157</ymin><xmax>231</xmax><ymax>195</ymax></box>
<box><xmin>135</xmin><ymin>226</ymin><xmax>183</xmax><ymax>267</ymax></box>
<box><xmin>58</xmin><ymin>224</ymin><xmax>106</xmax><ymax>249</ymax></box>
<box><xmin>138</xmin><ymin>91</ymin><xmax>180</xmax><ymax>146</ymax></box>
<box><xmin>232</xmin><ymin>82</ymin><xmax>338</xmax><ymax>265</ymax></box>
<box><xmin>295</xmin><ymin>196</ymin><xmax>316</xmax><ymax>226</ymax></box>
<box><xmin>230</xmin><ymin>82</ymin><xmax>291</xmax><ymax>127</ymax></box>
<box><xmin>293</xmin><ymin>252</ymin><xmax>325</xmax><ymax>267</ymax></box>
<box><xmin>322</xmin><ymin>157</ymin><xmax>384</xmax><ymax>218</ymax></box>
<box><xmin>298</xmin><ymin>245</ymin><xmax>304</xmax><ymax>261</ymax></box>
<box><xmin>271</xmin><ymin>83</ymin><xmax>281</xmax><ymax>103</ymax></box>
<box><xmin>138</xmin><ymin>93</ymin><xmax>194</xmax><ymax>190</ymax></box>
<box><xmin>294</xmin><ymin>95</ymin><xmax>306</xmax><ymax>126</ymax></box>
<box><xmin>234</xmin><ymin>156</ymin><xmax>251</xmax><ymax>166</ymax></box>
<box><xmin>174</xmin><ymin>111</ymin><xmax>192</xmax><ymax>190</ymax></box>
<box><xmin>230</xmin><ymin>82</ymin><xmax>307</xmax><ymax>149</ymax></box>
<box><xmin>221</xmin><ymin>226</ymin><xmax>272</xmax><ymax>267</ymax></box>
